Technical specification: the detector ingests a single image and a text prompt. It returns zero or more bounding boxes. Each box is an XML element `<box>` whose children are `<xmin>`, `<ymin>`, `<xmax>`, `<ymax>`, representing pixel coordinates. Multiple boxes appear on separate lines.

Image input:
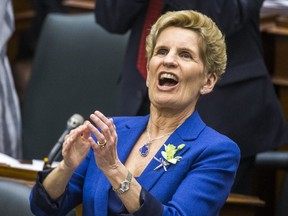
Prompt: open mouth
<box><xmin>159</xmin><ymin>73</ymin><xmax>179</xmax><ymax>86</ymax></box>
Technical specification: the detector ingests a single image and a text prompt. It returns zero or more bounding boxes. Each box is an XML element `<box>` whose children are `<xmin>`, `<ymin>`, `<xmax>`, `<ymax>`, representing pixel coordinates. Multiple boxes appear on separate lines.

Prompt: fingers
<box><xmin>63</xmin><ymin>124</ymin><xmax>89</xmax><ymax>148</ymax></box>
<box><xmin>89</xmin><ymin>111</ymin><xmax>116</xmax><ymax>145</ymax></box>
<box><xmin>82</xmin><ymin>121</ymin><xmax>92</xmax><ymax>139</ymax></box>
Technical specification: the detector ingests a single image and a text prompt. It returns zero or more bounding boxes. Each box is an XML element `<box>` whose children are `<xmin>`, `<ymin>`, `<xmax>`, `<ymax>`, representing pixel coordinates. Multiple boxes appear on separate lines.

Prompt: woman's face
<box><xmin>147</xmin><ymin>26</ymin><xmax>214</xmax><ymax>111</ymax></box>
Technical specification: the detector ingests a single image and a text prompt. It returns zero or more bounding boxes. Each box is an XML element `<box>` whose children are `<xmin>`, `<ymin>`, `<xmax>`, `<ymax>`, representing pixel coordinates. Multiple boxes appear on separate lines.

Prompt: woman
<box><xmin>96</xmin><ymin>0</ymin><xmax>288</xmax><ymax>195</ymax></box>
<box><xmin>30</xmin><ymin>10</ymin><xmax>240</xmax><ymax>216</ymax></box>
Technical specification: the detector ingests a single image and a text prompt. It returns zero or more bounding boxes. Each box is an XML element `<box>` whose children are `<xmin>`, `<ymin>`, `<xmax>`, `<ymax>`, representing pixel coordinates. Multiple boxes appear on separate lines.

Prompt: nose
<box><xmin>163</xmin><ymin>52</ymin><xmax>178</xmax><ymax>68</ymax></box>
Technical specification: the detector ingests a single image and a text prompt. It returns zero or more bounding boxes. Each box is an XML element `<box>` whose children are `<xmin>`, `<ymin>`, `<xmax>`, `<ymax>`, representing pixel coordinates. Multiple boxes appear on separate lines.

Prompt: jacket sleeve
<box><xmin>118</xmin><ymin>187</ymin><xmax>163</xmax><ymax>216</ymax></box>
<box><xmin>95</xmin><ymin>0</ymin><xmax>147</xmax><ymax>33</ymax></box>
<box><xmin>166</xmin><ymin>0</ymin><xmax>264</xmax><ymax>36</ymax></box>
<box><xmin>29</xmin><ymin>151</ymin><xmax>92</xmax><ymax>216</ymax></box>
<box><xmin>29</xmin><ymin>169</ymin><xmax>70</xmax><ymax>216</ymax></box>
<box><xmin>95</xmin><ymin>0</ymin><xmax>264</xmax><ymax>36</ymax></box>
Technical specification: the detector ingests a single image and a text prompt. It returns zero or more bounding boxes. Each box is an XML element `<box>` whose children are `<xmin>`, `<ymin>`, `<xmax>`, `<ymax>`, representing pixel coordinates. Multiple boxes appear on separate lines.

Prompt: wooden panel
<box><xmin>221</xmin><ymin>193</ymin><xmax>265</xmax><ymax>216</ymax></box>
<box><xmin>13</xmin><ymin>0</ymin><xmax>35</xmax><ymax>31</ymax></box>
<box><xmin>8</xmin><ymin>0</ymin><xmax>34</xmax><ymax>63</ymax></box>
<box><xmin>260</xmin><ymin>14</ymin><xmax>288</xmax><ymax>216</ymax></box>
<box><xmin>261</xmin><ymin>16</ymin><xmax>288</xmax><ymax>122</ymax></box>
<box><xmin>63</xmin><ymin>0</ymin><xmax>95</xmax><ymax>14</ymax></box>
<box><xmin>0</xmin><ymin>165</ymin><xmax>37</xmax><ymax>181</ymax></box>
<box><xmin>274</xmin><ymin>35</ymin><xmax>288</xmax><ymax>79</ymax></box>
<box><xmin>277</xmin><ymin>86</ymin><xmax>288</xmax><ymax>120</ymax></box>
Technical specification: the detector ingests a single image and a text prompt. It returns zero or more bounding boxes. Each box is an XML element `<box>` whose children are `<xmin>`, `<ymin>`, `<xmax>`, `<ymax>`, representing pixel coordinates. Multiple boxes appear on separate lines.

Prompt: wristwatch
<box><xmin>113</xmin><ymin>171</ymin><xmax>132</xmax><ymax>195</ymax></box>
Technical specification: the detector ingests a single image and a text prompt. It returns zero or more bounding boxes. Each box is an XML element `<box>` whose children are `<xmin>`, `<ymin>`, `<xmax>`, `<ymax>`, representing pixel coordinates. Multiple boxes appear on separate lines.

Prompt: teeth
<box><xmin>160</xmin><ymin>73</ymin><xmax>177</xmax><ymax>81</ymax></box>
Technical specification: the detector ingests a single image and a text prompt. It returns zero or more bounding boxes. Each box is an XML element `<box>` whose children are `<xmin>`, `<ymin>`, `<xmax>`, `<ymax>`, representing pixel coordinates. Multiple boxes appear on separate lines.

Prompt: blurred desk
<box><xmin>0</xmin><ymin>164</ymin><xmax>37</xmax><ymax>181</ymax></box>
<box><xmin>0</xmin><ymin>165</ymin><xmax>36</xmax><ymax>188</ymax></box>
<box><xmin>0</xmin><ymin>164</ymin><xmax>264</xmax><ymax>216</ymax></box>
<box><xmin>63</xmin><ymin>0</ymin><xmax>95</xmax><ymax>12</ymax></box>
<box><xmin>221</xmin><ymin>193</ymin><xmax>265</xmax><ymax>216</ymax></box>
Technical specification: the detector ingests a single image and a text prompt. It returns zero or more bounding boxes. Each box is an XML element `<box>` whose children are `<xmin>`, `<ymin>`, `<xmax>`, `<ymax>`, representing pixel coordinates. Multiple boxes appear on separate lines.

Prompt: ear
<box><xmin>200</xmin><ymin>73</ymin><xmax>218</xmax><ymax>95</ymax></box>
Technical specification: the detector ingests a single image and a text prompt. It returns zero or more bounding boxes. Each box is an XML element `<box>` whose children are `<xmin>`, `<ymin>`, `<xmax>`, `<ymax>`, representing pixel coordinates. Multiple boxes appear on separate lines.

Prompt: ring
<box><xmin>97</xmin><ymin>140</ymin><xmax>107</xmax><ymax>147</ymax></box>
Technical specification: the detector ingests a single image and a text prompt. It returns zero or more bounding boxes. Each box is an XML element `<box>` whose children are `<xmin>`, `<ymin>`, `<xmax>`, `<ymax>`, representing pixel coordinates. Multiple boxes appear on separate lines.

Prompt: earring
<box><xmin>200</xmin><ymin>89</ymin><xmax>206</xmax><ymax>94</ymax></box>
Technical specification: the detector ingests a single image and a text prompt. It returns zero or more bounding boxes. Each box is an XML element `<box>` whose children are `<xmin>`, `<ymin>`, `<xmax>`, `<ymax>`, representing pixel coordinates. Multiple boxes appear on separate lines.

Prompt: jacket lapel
<box><xmin>117</xmin><ymin>115</ymin><xmax>150</xmax><ymax>162</ymax></box>
<box><xmin>137</xmin><ymin>111</ymin><xmax>206</xmax><ymax>191</ymax></box>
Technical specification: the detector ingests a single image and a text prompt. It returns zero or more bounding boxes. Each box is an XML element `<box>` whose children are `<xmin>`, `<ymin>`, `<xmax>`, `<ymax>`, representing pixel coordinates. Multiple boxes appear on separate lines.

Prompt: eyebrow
<box><xmin>155</xmin><ymin>44</ymin><xmax>198</xmax><ymax>54</ymax></box>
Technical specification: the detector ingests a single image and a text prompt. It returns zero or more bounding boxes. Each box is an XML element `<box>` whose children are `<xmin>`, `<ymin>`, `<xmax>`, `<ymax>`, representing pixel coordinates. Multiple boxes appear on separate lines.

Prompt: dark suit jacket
<box><xmin>95</xmin><ymin>0</ymin><xmax>288</xmax><ymax>157</ymax></box>
<box><xmin>30</xmin><ymin>112</ymin><xmax>240</xmax><ymax>216</ymax></box>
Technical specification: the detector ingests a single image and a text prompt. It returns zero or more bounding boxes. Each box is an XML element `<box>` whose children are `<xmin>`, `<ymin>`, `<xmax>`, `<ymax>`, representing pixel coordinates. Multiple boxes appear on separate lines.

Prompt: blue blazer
<box><xmin>30</xmin><ymin>111</ymin><xmax>240</xmax><ymax>216</ymax></box>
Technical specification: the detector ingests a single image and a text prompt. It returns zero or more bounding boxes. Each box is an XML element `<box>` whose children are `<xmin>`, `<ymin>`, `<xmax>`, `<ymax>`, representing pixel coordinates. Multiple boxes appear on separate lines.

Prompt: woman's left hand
<box><xmin>87</xmin><ymin>110</ymin><xmax>120</xmax><ymax>172</ymax></box>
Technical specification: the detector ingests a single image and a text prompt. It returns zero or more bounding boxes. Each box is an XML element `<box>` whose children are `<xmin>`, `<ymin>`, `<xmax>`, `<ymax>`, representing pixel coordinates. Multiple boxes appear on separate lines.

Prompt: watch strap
<box><xmin>112</xmin><ymin>171</ymin><xmax>132</xmax><ymax>195</ymax></box>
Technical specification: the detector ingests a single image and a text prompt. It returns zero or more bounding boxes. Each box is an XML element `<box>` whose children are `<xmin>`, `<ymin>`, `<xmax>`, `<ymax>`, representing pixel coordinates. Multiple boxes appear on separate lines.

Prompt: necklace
<box><xmin>139</xmin><ymin>129</ymin><xmax>172</xmax><ymax>157</ymax></box>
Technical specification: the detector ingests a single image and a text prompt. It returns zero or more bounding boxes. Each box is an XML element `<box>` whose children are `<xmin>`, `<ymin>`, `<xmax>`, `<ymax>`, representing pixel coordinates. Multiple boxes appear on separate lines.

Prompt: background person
<box><xmin>0</xmin><ymin>0</ymin><xmax>22</xmax><ymax>158</ymax></box>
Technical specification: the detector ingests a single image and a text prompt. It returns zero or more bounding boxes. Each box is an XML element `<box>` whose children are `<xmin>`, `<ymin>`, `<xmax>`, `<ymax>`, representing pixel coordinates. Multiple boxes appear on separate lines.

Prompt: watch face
<box><xmin>113</xmin><ymin>171</ymin><xmax>132</xmax><ymax>195</ymax></box>
<box><xmin>121</xmin><ymin>181</ymin><xmax>130</xmax><ymax>191</ymax></box>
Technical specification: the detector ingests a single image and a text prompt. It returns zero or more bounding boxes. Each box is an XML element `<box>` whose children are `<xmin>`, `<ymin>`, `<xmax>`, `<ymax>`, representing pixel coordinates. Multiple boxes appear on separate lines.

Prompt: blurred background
<box><xmin>5</xmin><ymin>1</ymin><xmax>288</xmax><ymax>216</ymax></box>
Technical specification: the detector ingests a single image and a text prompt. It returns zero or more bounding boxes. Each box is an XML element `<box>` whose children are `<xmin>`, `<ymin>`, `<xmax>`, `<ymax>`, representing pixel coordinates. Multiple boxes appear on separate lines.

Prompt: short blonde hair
<box><xmin>146</xmin><ymin>10</ymin><xmax>227</xmax><ymax>78</ymax></box>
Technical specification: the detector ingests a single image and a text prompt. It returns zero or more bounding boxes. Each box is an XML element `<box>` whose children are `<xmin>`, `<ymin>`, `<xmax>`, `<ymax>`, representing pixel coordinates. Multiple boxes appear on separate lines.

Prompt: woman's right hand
<box><xmin>61</xmin><ymin>121</ymin><xmax>91</xmax><ymax>171</ymax></box>
<box><xmin>42</xmin><ymin>122</ymin><xmax>91</xmax><ymax>200</ymax></box>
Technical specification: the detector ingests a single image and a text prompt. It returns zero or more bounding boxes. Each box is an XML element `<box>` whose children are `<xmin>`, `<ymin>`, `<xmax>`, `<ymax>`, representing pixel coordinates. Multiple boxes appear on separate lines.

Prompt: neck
<box><xmin>146</xmin><ymin>127</ymin><xmax>172</xmax><ymax>143</ymax></box>
<box><xmin>148</xmin><ymin>106</ymin><xmax>194</xmax><ymax>136</ymax></box>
